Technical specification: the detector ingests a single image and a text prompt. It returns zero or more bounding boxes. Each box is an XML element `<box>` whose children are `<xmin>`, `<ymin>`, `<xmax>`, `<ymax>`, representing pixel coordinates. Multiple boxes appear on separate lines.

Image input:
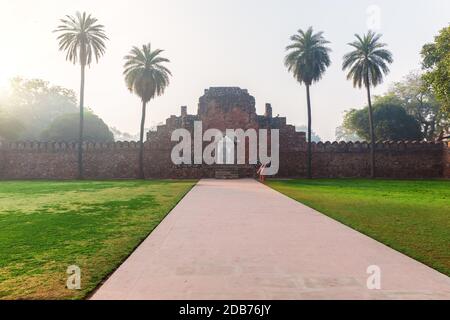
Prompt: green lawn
<box><xmin>266</xmin><ymin>179</ymin><xmax>450</xmax><ymax>277</ymax></box>
<box><xmin>0</xmin><ymin>180</ymin><xmax>196</xmax><ymax>300</ymax></box>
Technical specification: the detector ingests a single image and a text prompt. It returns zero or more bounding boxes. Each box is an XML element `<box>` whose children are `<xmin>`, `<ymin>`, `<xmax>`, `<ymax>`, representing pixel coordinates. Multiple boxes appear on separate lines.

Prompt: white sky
<box><xmin>0</xmin><ymin>0</ymin><xmax>448</xmax><ymax>140</ymax></box>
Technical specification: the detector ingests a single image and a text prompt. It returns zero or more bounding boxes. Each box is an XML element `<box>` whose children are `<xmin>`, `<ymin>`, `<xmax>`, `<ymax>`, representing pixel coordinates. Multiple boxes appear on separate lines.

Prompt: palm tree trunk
<box><xmin>365</xmin><ymin>81</ymin><xmax>376</xmax><ymax>178</ymax></box>
<box><xmin>78</xmin><ymin>64</ymin><xmax>85</xmax><ymax>180</ymax></box>
<box><xmin>139</xmin><ymin>100</ymin><xmax>147</xmax><ymax>179</ymax></box>
<box><xmin>306</xmin><ymin>84</ymin><xmax>312</xmax><ymax>179</ymax></box>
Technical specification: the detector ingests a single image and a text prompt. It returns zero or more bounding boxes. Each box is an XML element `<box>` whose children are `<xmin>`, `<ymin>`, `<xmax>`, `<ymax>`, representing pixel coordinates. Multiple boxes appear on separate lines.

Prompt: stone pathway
<box><xmin>91</xmin><ymin>179</ymin><xmax>450</xmax><ymax>300</ymax></box>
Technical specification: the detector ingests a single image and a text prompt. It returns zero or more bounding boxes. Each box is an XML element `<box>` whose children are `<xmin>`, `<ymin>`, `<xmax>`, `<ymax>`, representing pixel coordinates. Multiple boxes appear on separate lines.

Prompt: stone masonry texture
<box><xmin>0</xmin><ymin>87</ymin><xmax>448</xmax><ymax>179</ymax></box>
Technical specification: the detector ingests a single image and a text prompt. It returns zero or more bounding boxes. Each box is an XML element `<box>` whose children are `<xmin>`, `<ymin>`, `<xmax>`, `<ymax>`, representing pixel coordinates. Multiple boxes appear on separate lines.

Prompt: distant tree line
<box><xmin>0</xmin><ymin>78</ymin><xmax>114</xmax><ymax>142</ymax></box>
<box><xmin>296</xmin><ymin>125</ymin><xmax>321</xmax><ymax>142</ymax></box>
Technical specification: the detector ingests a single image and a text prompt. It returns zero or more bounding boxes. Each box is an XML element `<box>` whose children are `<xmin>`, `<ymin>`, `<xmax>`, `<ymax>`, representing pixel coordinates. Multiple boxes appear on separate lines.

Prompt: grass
<box><xmin>266</xmin><ymin>179</ymin><xmax>450</xmax><ymax>277</ymax></box>
<box><xmin>0</xmin><ymin>180</ymin><xmax>196</xmax><ymax>300</ymax></box>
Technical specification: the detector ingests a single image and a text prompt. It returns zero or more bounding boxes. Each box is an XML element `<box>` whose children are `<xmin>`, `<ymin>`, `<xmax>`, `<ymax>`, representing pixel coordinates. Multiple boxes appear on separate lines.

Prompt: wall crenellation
<box><xmin>310</xmin><ymin>140</ymin><xmax>445</xmax><ymax>152</ymax></box>
<box><xmin>1</xmin><ymin>139</ymin><xmax>447</xmax><ymax>180</ymax></box>
<box><xmin>0</xmin><ymin>139</ymin><xmax>445</xmax><ymax>152</ymax></box>
<box><xmin>0</xmin><ymin>140</ymin><xmax>143</xmax><ymax>151</ymax></box>
<box><xmin>0</xmin><ymin>87</ymin><xmax>448</xmax><ymax>180</ymax></box>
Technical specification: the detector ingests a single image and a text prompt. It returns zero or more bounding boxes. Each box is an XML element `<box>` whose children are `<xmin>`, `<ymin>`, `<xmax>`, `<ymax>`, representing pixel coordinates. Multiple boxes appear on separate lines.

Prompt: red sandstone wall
<box><xmin>279</xmin><ymin>141</ymin><xmax>446</xmax><ymax>178</ymax></box>
<box><xmin>444</xmin><ymin>142</ymin><xmax>450</xmax><ymax>179</ymax></box>
<box><xmin>0</xmin><ymin>141</ymin><xmax>139</xmax><ymax>179</ymax></box>
<box><xmin>0</xmin><ymin>140</ymin><xmax>447</xmax><ymax>180</ymax></box>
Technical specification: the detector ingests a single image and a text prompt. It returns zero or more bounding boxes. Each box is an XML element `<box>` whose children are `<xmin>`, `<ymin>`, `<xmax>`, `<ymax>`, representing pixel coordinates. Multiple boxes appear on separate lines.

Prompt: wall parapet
<box><xmin>0</xmin><ymin>141</ymin><xmax>142</xmax><ymax>152</ymax></box>
<box><xmin>310</xmin><ymin>140</ymin><xmax>445</xmax><ymax>152</ymax></box>
<box><xmin>1</xmin><ymin>139</ymin><xmax>445</xmax><ymax>153</ymax></box>
<box><xmin>0</xmin><ymin>139</ymin><xmax>447</xmax><ymax>179</ymax></box>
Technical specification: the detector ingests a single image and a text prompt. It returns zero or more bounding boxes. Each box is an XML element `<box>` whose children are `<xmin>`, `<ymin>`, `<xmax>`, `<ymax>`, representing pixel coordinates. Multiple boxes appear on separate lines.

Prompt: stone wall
<box><xmin>0</xmin><ymin>140</ymin><xmax>447</xmax><ymax>180</ymax></box>
<box><xmin>0</xmin><ymin>141</ymin><xmax>140</xmax><ymax>179</ymax></box>
<box><xmin>0</xmin><ymin>87</ymin><xmax>448</xmax><ymax>180</ymax></box>
<box><xmin>445</xmin><ymin>142</ymin><xmax>450</xmax><ymax>178</ymax></box>
<box><xmin>279</xmin><ymin>141</ymin><xmax>448</xmax><ymax>178</ymax></box>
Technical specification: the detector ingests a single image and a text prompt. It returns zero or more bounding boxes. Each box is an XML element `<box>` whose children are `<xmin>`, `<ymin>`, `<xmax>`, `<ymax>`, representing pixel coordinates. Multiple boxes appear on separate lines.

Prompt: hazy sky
<box><xmin>0</xmin><ymin>0</ymin><xmax>449</xmax><ymax>140</ymax></box>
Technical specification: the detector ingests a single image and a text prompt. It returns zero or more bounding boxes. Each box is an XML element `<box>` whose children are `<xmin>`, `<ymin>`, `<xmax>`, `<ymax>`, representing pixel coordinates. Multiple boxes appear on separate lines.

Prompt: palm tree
<box><xmin>54</xmin><ymin>12</ymin><xmax>108</xmax><ymax>179</ymax></box>
<box><xmin>342</xmin><ymin>31</ymin><xmax>393</xmax><ymax>178</ymax></box>
<box><xmin>123</xmin><ymin>44</ymin><xmax>171</xmax><ymax>179</ymax></box>
<box><xmin>285</xmin><ymin>27</ymin><xmax>331</xmax><ymax>179</ymax></box>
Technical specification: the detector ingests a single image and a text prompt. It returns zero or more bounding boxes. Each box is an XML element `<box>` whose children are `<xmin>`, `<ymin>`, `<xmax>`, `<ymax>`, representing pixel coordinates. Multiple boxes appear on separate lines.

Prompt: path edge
<box><xmin>85</xmin><ymin>179</ymin><xmax>199</xmax><ymax>300</ymax></box>
<box><xmin>262</xmin><ymin>179</ymin><xmax>450</xmax><ymax>281</ymax></box>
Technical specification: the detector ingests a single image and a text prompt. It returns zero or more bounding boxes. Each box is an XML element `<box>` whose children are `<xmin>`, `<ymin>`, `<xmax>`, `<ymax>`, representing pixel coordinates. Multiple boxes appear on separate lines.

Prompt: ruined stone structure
<box><xmin>0</xmin><ymin>87</ymin><xmax>449</xmax><ymax>179</ymax></box>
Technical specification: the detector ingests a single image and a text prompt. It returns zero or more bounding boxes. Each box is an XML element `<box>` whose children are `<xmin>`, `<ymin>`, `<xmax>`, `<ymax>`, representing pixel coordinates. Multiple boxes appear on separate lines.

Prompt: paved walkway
<box><xmin>91</xmin><ymin>179</ymin><xmax>450</xmax><ymax>300</ymax></box>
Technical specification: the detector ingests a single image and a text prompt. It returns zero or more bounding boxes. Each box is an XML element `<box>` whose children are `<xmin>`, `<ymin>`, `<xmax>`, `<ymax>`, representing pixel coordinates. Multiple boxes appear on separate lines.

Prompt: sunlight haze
<box><xmin>0</xmin><ymin>0</ymin><xmax>448</xmax><ymax>140</ymax></box>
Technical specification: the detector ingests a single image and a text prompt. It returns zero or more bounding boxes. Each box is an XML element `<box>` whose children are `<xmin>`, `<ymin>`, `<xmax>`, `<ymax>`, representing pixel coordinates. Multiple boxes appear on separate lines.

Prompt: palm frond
<box><xmin>54</xmin><ymin>11</ymin><xmax>108</xmax><ymax>66</ymax></box>
<box><xmin>123</xmin><ymin>43</ymin><xmax>171</xmax><ymax>103</ymax></box>
<box><xmin>342</xmin><ymin>31</ymin><xmax>393</xmax><ymax>88</ymax></box>
<box><xmin>284</xmin><ymin>26</ymin><xmax>332</xmax><ymax>86</ymax></box>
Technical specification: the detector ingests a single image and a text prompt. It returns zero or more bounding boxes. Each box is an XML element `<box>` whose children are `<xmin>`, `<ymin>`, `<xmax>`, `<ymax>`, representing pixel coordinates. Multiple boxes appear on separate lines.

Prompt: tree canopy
<box><xmin>296</xmin><ymin>125</ymin><xmax>321</xmax><ymax>142</ymax></box>
<box><xmin>54</xmin><ymin>11</ymin><xmax>108</xmax><ymax>67</ymax></box>
<box><xmin>421</xmin><ymin>25</ymin><xmax>450</xmax><ymax>115</ymax></box>
<box><xmin>0</xmin><ymin>107</ymin><xmax>24</xmax><ymax>141</ymax></box>
<box><xmin>335</xmin><ymin>125</ymin><xmax>363</xmax><ymax>142</ymax></box>
<box><xmin>342</xmin><ymin>99</ymin><xmax>422</xmax><ymax>141</ymax></box>
<box><xmin>2</xmin><ymin>78</ymin><xmax>78</xmax><ymax>140</ymax></box>
<box><xmin>284</xmin><ymin>27</ymin><xmax>331</xmax><ymax>86</ymax></box>
<box><xmin>40</xmin><ymin>112</ymin><xmax>114</xmax><ymax>142</ymax></box>
<box><xmin>123</xmin><ymin>43</ymin><xmax>171</xmax><ymax>103</ymax></box>
<box><xmin>342</xmin><ymin>31</ymin><xmax>393</xmax><ymax>89</ymax></box>
<box><xmin>387</xmin><ymin>71</ymin><xmax>448</xmax><ymax>139</ymax></box>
